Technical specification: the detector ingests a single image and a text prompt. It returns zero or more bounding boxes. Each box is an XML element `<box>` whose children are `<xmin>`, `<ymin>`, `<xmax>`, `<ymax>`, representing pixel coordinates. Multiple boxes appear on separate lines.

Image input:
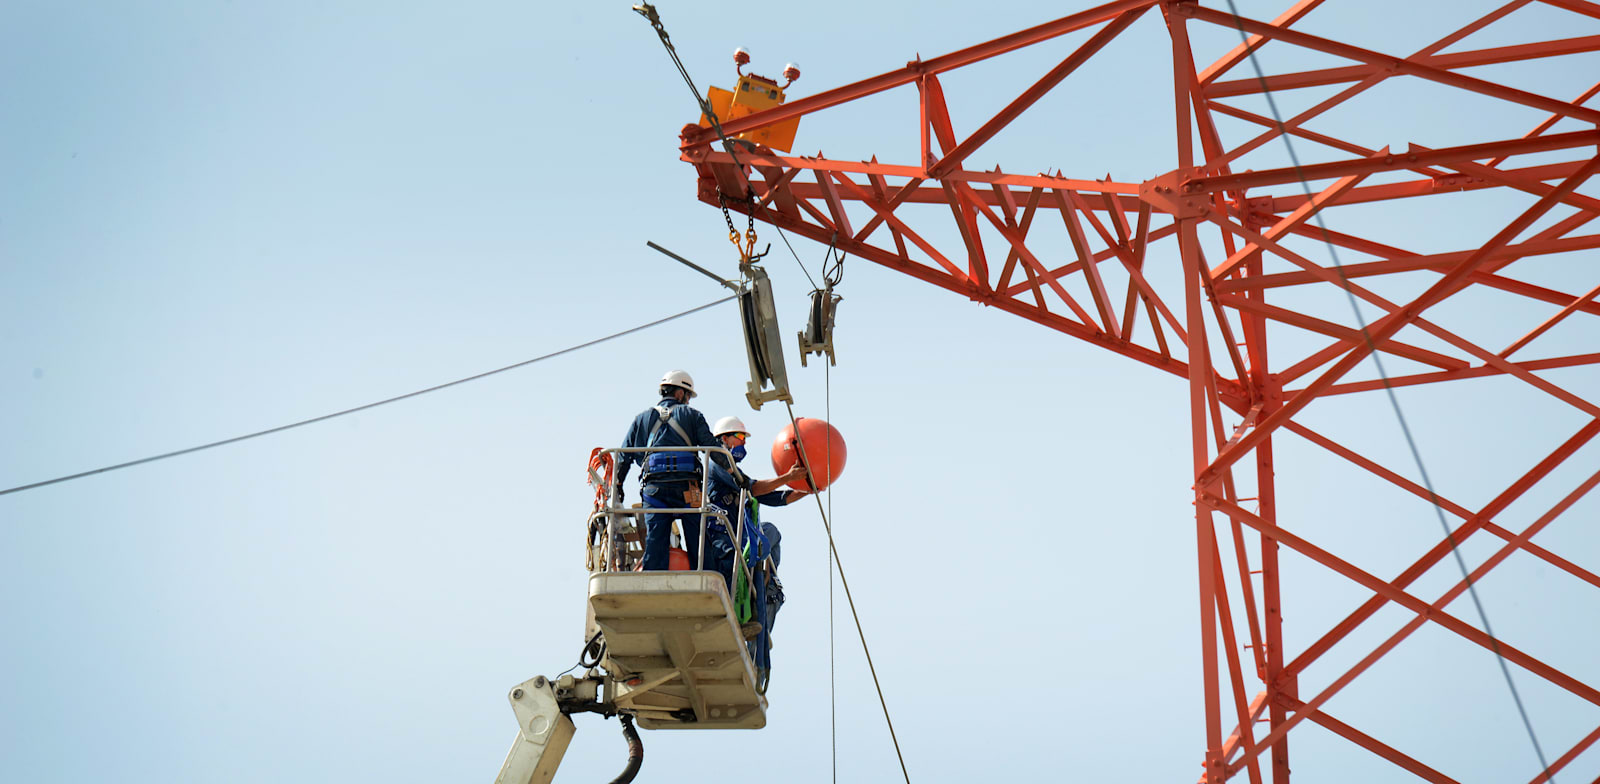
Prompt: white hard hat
<box><xmin>660</xmin><ymin>369</ymin><xmax>696</xmax><ymax>398</ymax></box>
<box><xmin>712</xmin><ymin>416</ymin><xmax>748</xmax><ymax>438</ymax></box>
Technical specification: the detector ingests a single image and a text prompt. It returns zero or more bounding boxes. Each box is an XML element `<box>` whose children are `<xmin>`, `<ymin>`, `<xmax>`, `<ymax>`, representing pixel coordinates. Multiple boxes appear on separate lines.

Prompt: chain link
<box><xmin>718</xmin><ymin>190</ymin><xmax>760</xmax><ymax>262</ymax></box>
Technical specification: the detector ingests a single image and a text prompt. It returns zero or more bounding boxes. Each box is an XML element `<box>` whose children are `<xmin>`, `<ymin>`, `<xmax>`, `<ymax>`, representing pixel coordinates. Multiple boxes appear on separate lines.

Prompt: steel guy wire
<box><xmin>1220</xmin><ymin>1</ymin><xmax>1553</xmax><ymax>776</ymax></box>
<box><xmin>0</xmin><ymin>296</ymin><xmax>736</xmax><ymax>498</ymax></box>
<box><xmin>632</xmin><ymin>4</ymin><xmax>824</xmax><ymax>288</ymax></box>
<box><xmin>632</xmin><ymin>3</ymin><xmax>744</xmax><ymax>173</ymax></box>
<box><xmin>633</xmin><ymin>4</ymin><xmax>763</xmax><ymax>243</ymax></box>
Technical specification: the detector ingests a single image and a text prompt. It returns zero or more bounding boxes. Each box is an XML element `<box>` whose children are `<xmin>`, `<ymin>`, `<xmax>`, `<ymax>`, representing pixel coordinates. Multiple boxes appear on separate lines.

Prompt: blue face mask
<box><xmin>730</xmin><ymin>445</ymin><xmax>748</xmax><ymax>462</ymax></box>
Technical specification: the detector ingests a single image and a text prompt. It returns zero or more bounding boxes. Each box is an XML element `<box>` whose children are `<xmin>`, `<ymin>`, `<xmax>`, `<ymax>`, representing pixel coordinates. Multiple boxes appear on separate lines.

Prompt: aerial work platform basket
<box><xmin>589</xmin><ymin>570</ymin><xmax>767</xmax><ymax>729</ymax></box>
<box><xmin>582</xmin><ymin>445</ymin><xmax>771</xmax><ymax>729</ymax></box>
<box><xmin>497</xmin><ymin>444</ymin><xmax>777</xmax><ymax>784</ymax></box>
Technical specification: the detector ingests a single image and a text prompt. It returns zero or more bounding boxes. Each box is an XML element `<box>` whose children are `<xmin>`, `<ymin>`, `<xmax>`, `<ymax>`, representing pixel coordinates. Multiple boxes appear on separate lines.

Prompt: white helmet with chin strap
<box><xmin>711</xmin><ymin>416</ymin><xmax>748</xmax><ymax>438</ymax></box>
<box><xmin>659</xmin><ymin>369</ymin><xmax>696</xmax><ymax>399</ymax></box>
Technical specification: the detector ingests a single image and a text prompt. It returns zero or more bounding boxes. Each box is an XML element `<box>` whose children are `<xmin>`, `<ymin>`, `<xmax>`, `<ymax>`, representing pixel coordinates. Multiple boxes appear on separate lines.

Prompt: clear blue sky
<box><xmin>5</xmin><ymin>2</ymin><xmax>1598</xmax><ymax>782</ymax></box>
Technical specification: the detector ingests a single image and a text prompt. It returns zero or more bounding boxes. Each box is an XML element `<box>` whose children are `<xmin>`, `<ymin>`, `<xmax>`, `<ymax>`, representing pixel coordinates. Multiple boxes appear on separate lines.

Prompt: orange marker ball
<box><xmin>771</xmin><ymin>418</ymin><xmax>847</xmax><ymax>491</ymax></box>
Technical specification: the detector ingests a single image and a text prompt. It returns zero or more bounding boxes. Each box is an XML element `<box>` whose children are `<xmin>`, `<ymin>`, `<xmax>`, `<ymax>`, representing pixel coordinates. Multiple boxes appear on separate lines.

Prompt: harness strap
<box><xmin>648</xmin><ymin>402</ymin><xmax>694</xmax><ymax>447</ymax></box>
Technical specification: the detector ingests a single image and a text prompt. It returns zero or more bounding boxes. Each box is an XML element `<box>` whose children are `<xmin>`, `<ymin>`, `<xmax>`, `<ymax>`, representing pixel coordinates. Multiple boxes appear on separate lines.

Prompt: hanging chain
<box><xmin>720</xmin><ymin>188</ymin><xmax>761</xmax><ymax>267</ymax></box>
<box><xmin>719</xmin><ymin>190</ymin><xmax>764</xmax><ymax>266</ymax></box>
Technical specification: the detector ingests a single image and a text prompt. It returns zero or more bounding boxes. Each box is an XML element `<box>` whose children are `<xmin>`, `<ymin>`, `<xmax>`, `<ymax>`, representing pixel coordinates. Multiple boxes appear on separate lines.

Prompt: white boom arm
<box><xmin>495</xmin><ymin>677</ymin><xmax>576</xmax><ymax>784</ymax></box>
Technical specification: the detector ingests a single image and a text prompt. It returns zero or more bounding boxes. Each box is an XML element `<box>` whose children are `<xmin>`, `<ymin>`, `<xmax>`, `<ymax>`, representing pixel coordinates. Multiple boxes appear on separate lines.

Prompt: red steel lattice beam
<box><xmin>675</xmin><ymin>1</ymin><xmax>1600</xmax><ymax>781</ymax></box>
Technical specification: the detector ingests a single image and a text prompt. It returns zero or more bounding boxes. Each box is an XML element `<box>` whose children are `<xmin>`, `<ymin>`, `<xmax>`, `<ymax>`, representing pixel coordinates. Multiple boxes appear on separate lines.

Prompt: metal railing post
<box><xmin>591</xmin><ymin>445</ymin><xmax>737</xmax><ymax>575</ymax></box>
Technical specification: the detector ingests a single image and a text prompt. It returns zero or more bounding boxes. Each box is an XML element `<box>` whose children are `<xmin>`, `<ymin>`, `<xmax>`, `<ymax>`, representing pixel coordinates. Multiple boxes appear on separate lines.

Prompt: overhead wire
<box><xmin>0</xmin><ymin>296</ymin><xmax>736</xmax><ymax>498</ymax></box>
<box><xmin>1218</xmin><ymin>1</ymin><xmax>1554</xmax><ymax>776</ymax></box>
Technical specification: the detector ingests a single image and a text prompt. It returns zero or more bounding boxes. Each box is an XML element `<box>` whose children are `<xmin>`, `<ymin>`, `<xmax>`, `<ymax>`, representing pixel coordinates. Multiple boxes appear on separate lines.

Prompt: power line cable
<box><xmin>1219</xmin><ymin>2</ymin><xmax>1553</xmax><ymax>777</ymax></box>
<box><xmin>0</xmin><ymin>296</ymin><xmax>736</xmax><ymax>498</ymax></box>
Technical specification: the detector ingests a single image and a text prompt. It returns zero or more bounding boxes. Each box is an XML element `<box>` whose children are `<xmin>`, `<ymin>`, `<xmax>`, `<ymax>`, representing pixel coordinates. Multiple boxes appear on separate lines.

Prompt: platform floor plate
<box><xmin>589</xmin><ymin>571</ymin><xmax>766</xmax><ymax>730</ymax></box>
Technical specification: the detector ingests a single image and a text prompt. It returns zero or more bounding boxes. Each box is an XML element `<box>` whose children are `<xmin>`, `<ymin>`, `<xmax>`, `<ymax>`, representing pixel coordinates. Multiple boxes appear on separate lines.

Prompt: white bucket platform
<box><xmin>588</xmin><ymin>571</ymin><xmax>766</xmax><ymax>730</ymax></box>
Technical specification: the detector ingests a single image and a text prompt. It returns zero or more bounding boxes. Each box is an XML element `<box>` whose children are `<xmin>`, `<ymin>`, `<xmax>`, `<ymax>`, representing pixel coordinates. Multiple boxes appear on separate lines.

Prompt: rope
<box><xmin>1219</xmin><ymin>2</ymin><xmax>1553</xmax><ymax>777</ymax></box>
<box><xmin>825</xmin><ymin>357</ymin><xmax>838</xmax><ymax>784</ymax></box>
<box><xmin>0</xmin><ymin>296</ymin><xmax>736</xmax><ymax>498</ymax></box>
<box><xmin>781</xmin><ymin>398</ymin><xmax>912</xmax><ymax>784</ymax></box>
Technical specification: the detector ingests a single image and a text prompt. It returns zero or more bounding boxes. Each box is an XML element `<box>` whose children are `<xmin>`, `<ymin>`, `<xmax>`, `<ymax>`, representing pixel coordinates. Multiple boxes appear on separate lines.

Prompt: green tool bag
<box><xmin>732</xmin><ymin>498</ymin><xmax>759</xmax><ymax>623</ymax></box>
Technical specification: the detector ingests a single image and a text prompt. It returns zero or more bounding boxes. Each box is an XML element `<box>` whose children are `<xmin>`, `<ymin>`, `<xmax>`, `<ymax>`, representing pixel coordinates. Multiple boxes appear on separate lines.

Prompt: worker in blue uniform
<box><xmin>692</xmin><ymin>416</ymin><xmax>807</xmax><ymax>586</ymax></box>
<box><xmin>614</xmin><ymin>370</ymin><xmax>722</xmax><ymax>571</ymax></box>
<box><xmin>691</xmin><ymin>416</ymin><xmax>806</xmax><ymax>673</ymax></box>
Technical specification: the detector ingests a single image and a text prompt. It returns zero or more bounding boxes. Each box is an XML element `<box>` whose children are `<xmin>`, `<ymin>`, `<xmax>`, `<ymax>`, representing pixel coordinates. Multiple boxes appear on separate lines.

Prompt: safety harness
<box><xmin>641</xmin><ymin>401</ymin><xmax>697</xmax><ymax>479</ymax></box>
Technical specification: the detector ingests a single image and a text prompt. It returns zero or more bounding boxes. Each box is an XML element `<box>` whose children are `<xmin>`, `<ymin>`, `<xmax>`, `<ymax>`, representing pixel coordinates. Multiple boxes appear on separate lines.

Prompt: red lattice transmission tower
<box><xmin>679</xmin><ymin>1</ymin><xmax>1600</xmax><ymax>782</ymax></box>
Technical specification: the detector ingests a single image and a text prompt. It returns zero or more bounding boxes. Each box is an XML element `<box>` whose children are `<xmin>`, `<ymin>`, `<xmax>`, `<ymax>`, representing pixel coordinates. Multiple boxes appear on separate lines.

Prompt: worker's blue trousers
<box><xmin>642</xmin><ymin>484</ymin><xmax>741</xmax><ymax>576</ymax></box>
<box><xmin>641</xmin><ymin>483</ymin><xmax>696</xmax><ymax>571</ymax></box>
<box><xmin>699</xmin><ymin>524</ymin><xmax>738</xmax><ymax>589</ymax></box>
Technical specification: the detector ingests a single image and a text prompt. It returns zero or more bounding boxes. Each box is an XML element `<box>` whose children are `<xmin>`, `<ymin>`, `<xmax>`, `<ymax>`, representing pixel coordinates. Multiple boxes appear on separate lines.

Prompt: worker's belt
<box><xmin>643</xmin><ymin>451</ymin><xmax>697</xmax><ymax>476</ymax></box>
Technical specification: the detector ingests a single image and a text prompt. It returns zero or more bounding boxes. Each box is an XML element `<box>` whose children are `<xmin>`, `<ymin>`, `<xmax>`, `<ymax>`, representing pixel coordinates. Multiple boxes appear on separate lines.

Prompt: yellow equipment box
<box><xmin>700</xmin><ymin>74</ymin><xmax>800</xmax><ymax>153</ymax></box>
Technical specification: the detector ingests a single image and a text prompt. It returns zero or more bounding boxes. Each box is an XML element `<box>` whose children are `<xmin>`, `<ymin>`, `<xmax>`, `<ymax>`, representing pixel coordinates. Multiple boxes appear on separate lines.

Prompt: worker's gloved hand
<box><xmin>612</xmin><ymin>485</ymin><xmax>625</xmax><ymax>505</ymax></box>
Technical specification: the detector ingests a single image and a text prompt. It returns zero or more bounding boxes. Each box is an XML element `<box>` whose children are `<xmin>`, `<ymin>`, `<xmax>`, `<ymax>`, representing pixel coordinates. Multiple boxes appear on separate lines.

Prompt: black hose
<box><xmin>578</xmin><ymin>630</ymin><xmax>606</xmax><ymax>669</ymax></box>
<box><xmin>608</xmin><ymin>714</ymin><xmax>644</xmax><ymax>784</ymax></box>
